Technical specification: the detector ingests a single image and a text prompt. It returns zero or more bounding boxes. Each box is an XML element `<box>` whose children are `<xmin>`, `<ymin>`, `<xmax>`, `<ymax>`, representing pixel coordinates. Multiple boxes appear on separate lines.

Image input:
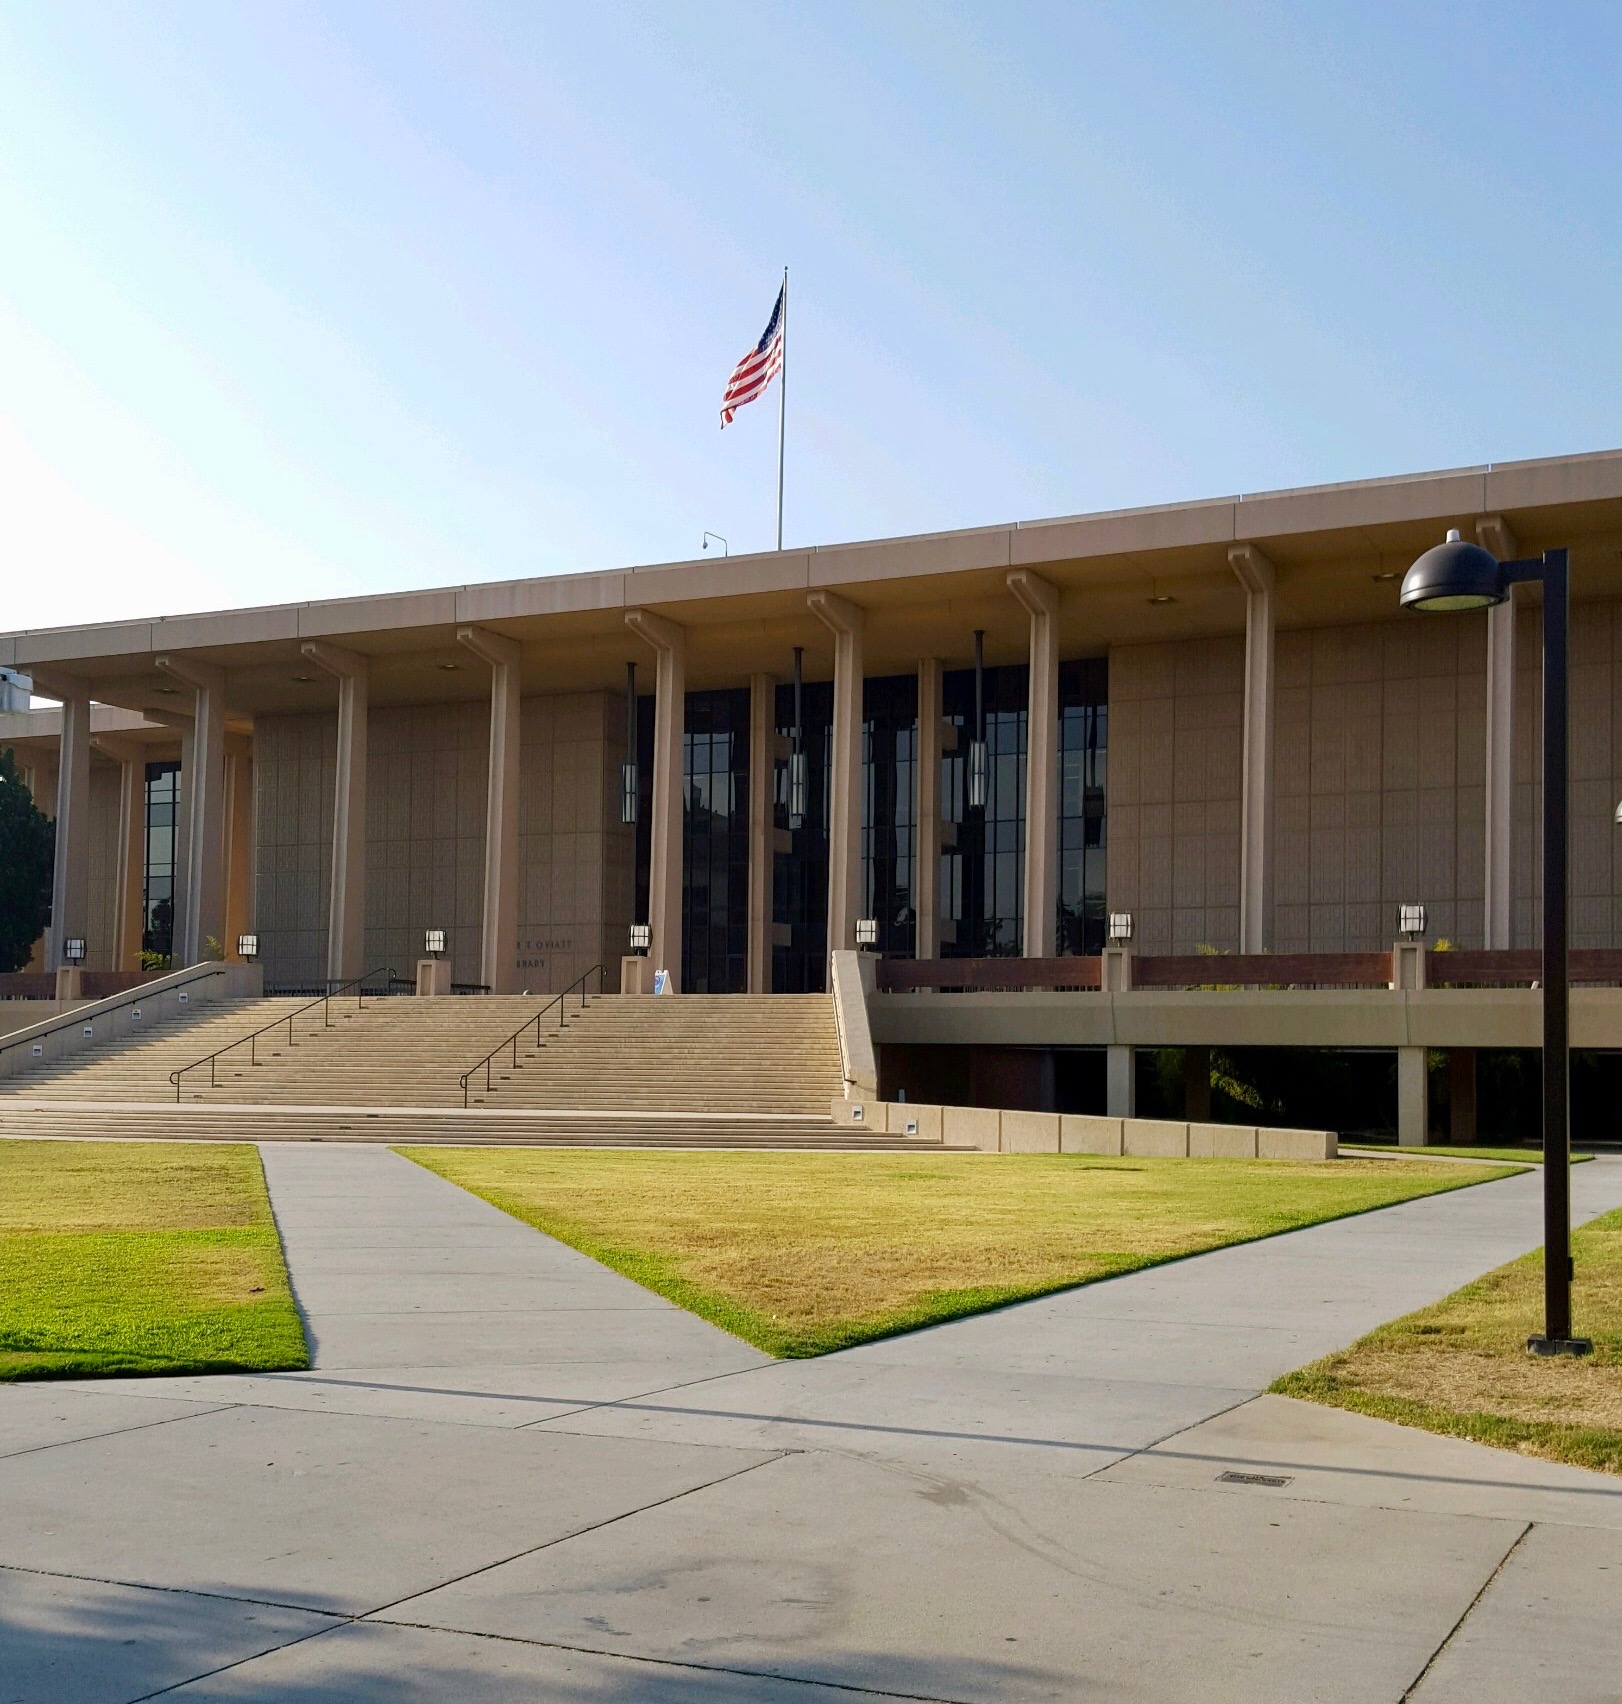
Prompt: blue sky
<box><xmin>1</xmin><ymin>1</ymin><xmax>1617</xmax><ymax>633</ymax></box>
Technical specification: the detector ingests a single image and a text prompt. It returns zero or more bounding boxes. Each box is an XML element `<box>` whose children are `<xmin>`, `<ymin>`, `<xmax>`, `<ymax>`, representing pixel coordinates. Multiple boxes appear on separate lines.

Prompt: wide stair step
<box><xmin>0</xmin><ymin>1101</ymin><xmax>954</xmax><ymax>1150</ymax></box>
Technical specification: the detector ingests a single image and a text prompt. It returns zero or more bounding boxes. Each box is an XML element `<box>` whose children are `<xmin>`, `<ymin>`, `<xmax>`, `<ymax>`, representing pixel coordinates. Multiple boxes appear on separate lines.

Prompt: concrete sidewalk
<box><xmin>1</xmin><ymin>1148</ymin><xmax>1619</xmax><ymax>1702</ymax></box>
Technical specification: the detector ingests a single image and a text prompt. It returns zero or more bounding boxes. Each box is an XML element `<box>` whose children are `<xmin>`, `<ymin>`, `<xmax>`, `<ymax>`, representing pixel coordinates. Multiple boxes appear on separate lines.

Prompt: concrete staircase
<box><xmin>0</xmin><ymin>997</ymin><xmax>319</xmax><ymax>1103</ymax></box>
<box><xmin>0</xmin><ymin>992</ymin><xmax>937</xmax><ymax>1149</ymax></box>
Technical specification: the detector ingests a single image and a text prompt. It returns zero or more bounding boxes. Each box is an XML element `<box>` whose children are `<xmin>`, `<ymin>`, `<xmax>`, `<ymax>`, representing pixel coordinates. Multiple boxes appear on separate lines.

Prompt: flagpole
<box><xmin>775</xmin><ymin>266</ymin><xmax>787</xmax><ymax>552</ymax></box>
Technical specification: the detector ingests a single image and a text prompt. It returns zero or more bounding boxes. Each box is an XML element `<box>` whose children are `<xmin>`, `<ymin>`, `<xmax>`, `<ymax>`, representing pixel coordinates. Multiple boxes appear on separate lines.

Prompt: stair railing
<box><xmin>458</xmin><ymin>965</ymin><xmax>605</xmax><ymax>1107</ymax></box>
<box><xmin>169</xmin><ymin>967</ymin><xmax>395</xmax><ymax>1102</ymax></box>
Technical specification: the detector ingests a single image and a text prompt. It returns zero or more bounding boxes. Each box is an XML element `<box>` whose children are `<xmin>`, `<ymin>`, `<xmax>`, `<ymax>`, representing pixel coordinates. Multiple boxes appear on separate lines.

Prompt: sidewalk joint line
<box><xmin>1399</xmin><ymin>1521</ymin><xmax>1533</xmax><ymax>1700</ymax></box>
<box><xmin>0</xmin><ymin>1404</ymin><xmax>239</xmax><ymax>1464</ymax></box>
<box><xmin>357</xmin><ymin>1450</ymin><xmax>789</xmax><ymax>1621</ymax></box>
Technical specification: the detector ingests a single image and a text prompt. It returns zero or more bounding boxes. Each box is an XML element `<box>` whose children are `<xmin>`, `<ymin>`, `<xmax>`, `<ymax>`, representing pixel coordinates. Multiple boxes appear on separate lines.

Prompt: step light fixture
<box><xmin>1398</xmin><ymin>903</ymin><xmax>1427</xmax><ymax>939</ymax></box>
<box><xmin>63</xmin><ymin>937</ymin><xmax>86</xmax><ymax>963</ymax></box>
<box><xmin>1107</xmin><ymin>912</ymin><xmax>1134</xmax><ymax>943</ymax></box>
<box><xmin>855</xmin><ymin>917</ymin><xmax>879</xmax><ymax>948</ymax></box>
<box><xmin>424</xmin><ymin>928</ymin><xmax>446</xmax><ymax>958</ymax></box>
<box><xmin>629</xmin><ymin>923</ymin><xmax>651</xmax><ymax>954</ymax></box>
<box><xmin>236</xmin><ymin>934</ymin><xmax>259</xmax><ymax>961</ymax></box>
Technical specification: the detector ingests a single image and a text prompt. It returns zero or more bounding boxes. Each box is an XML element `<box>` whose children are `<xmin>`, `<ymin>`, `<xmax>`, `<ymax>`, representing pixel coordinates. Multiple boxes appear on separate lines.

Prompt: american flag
<box><xmin>720</xmin><ymin>284</ymin><xmax>785</xmax><ymax>427</ymax></box>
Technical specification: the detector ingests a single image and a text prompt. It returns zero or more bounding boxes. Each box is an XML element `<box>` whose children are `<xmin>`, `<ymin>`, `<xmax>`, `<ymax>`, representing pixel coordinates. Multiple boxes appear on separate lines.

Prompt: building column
<box><xmin>303</xmin><ymin>643</ymin><xmax>369</xmax><ymax>984</ymax></box>
<box><xmin>1397</xmin><ymin>1047</ymin><xmax>1428</xmax><ymax>1147</ymax></box>
<box><xmin>1106</xmin><ymin>1045</ymin><xmax>1135</xmax><ymax>1117</ymax></box>
<box><xmin>1183</xmin><ymin>1045</ymin><xmax>1212</xmax><ymax>1121</ymax></box>
<box><xmin>808</xmin><ymin>591</ymin><xmax>865</xmax><ymax>957</ymax></box>
<box><xmin>1448</xmin><ymin>1048</ymin><xmax>1478</xmax><ymax>1146</ymax></box>
<box><xmin>1008</xmin><ymin>570</ymin><xmax>1059</xmax><ymax>957</ymax></box>
<box><xmin>457</xmin><ymin>626</ymin><xmax>522</xmax><ymax>994</ymax></box>
<box><xmin>156</xmin><ymin>655</ymin><xmax>227</xmax><ymax>966</ymax></box>
<box><xmin>746</xmin><ymin>672</ymin><xmax>776</xmax><ymax>992</ymax></box>
<box><xmin>93</xmin><ymin>733</ymin><xmax>148</xmax><ymax>971</ymax></box>
<box><xmin>1228</xmin><ymin>545</ymin><xmax>1276</xmax><ymax>953</ymax></box>
<box><xmin>223</xmin><ymin>741</ymin><xmax>255</xmax><ymax>963</ymax></box>
<box><xmin>38</xmin><ymin>675</ymin><xmax>92</xmax><ymax>970</ymax></box>
<box><xmin>625</xmin><ymin>610</ymin><xmax>686</xmax><ymax>990</ymax></box>
<box><xmin>1477</xmin><ymin>516</ymin><xmax>1518</xmax><ymax>948</ymax></box>
<box><xmin>914</xmin><ymin>658</ymin><xmax>943</xmax><ymax>961</ymax></box>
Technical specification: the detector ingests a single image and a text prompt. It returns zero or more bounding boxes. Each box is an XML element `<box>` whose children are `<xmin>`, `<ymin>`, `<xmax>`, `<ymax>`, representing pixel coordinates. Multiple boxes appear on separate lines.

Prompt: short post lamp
<box><xmin>1107</xmin><ymin>912</ymin><xmax>1134</xmax><ymax>944</ymax></box>
<box><xmin>1401</xmin><ymin>529</ymin><xmax>1589</xmax><ymax>1355</ymax></box>
<box><xmin>1397</xmin><ymin>904</ymin><xmax>1427</xmax><ymax>940</ymax></box>
<box><xmin>236</xmin><ymin>934</ymin><xmax>259</xmax><ymax>962</ymax></box>
<box><xmin>855</xmin><ymin>917</ymin><xmax>879</xmax><ymax>950</ymax></box>
<box><xmin>629</xmin><ymin>922</ymin><xmax>652</xmax><ymax>955</ymax></box>
<box><xmin>424</xmin><ymin>928</ymin><xmax>446</xmax><ymax>959</ymax></box>
<box><xmin>63</xmin><ymin>937</ymin><xmax>87</xmax><ymax>964</ymax></box>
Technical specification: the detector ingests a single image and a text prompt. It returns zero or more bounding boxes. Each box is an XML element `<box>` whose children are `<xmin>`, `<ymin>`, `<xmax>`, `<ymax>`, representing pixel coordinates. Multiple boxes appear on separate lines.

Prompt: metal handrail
<box><xmin>0</xmin><ymin>965</ymin><xmax>228</xmax><ymax>1061</ymax></box>
<box><xmin>458</xmin><ymin>965</ymin><xmax>605</xmax><ymax>1107</ymax></box>
<box><xmin>169</xmin><ymin>967</ymin><xmax>394</xmax><ymax>1101</ymax></box>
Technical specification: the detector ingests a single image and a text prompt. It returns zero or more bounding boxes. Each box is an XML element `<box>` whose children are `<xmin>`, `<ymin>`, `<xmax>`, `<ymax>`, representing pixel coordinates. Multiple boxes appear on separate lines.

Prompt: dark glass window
<box><xmin>942</xmin><ymin>664</ymin><xmax>1027</xmax><ymax>957</ymax></box>
<box><xmin>862</xmin><ymin>674</ymin><xmax>917</xmax><ymax>957</ymax></box>
<box><xmin>773</xmin><ymin>678</ymin><xmax>832</xmax><ymax>992</ymax></box>
<box><xmin>1059</xmin><ymin>658</ymin><xmax>1109</xmax><ymax>954</ymax></box>
<box><xmin>142</xmin><ymin>760</ymin><xmax>181</xmax><ymax>961</ymax></box>
<box><xmin>683</xmin><ymin>689</ymin><xmax>750</xmax><ymax>992</ymax></box>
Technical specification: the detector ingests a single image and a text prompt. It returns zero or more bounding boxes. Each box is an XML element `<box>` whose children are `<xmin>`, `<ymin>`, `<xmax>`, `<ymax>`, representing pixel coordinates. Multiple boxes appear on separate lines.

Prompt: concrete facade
<box><xmin>2</xmin><ymin>449</ymin><xmax>1621</xmax><ymax>1004</ymax></box>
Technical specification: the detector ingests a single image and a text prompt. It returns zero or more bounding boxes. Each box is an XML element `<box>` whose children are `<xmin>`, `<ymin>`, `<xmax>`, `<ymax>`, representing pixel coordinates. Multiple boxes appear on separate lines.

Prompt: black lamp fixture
<box><xmin>788</xmin><ymin>646</ymin><xmax>807</xmax><ymax>828</ymax></box>
<box><xmin>424</xmin><ymin>928</ymin><xmax>446</xmax><ymax>959</ymax></box>
<box><xmin>63</xmin><ymin>937</ymin><xmax>86</xmax><ymax>964</ymax></box>
<box><xmin>622</xmin><ymin>661</ymin><xmax>639</xmax><ymax>825</ymax></box>
<box><xmin>1401</xmin><ymin>529</ymin><xmax>1588</xmax><ymax>1356</ymax></box>
<box><xmin>967</xmin><ymin>629</ymin><xmax>988</xmax><ymax>811</ymax></box>
<box><xmin>237</xmin><ymin>933</ymin><xmax>259</xmax><ymax>961</ymax></box>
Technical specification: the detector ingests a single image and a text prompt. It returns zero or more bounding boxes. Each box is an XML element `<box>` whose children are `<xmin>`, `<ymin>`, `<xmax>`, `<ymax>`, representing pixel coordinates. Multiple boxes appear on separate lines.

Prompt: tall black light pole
<box><xmin>1400</xmin><ymin>530</ymin><xmax>1589</xmax><ymax>1355</ymax></box>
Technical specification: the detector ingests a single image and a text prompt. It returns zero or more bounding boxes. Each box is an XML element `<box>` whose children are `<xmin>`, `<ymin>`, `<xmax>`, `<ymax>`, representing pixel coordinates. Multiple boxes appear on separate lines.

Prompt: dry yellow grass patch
<box><xmin>1276</xmin><ymin>1204</ymin><xmax>1622</xmax><ymax>1472</ymax></box>
<box><xmin>404</xmin><ymin>1147</ymin><xmax>1514</xmax><ymax>1356</ymax></box>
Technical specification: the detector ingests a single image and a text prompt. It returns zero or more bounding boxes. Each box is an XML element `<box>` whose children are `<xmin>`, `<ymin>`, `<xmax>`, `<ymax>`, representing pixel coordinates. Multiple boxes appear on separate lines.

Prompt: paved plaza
<box><xmin>2</xmin><ymin>1147</ymin><xmax>1620</xmax><ymax>1702</ymax></box>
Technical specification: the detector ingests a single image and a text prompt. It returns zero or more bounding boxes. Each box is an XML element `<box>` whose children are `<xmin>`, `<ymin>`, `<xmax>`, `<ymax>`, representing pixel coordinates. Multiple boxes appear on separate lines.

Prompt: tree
<box><xmin>0</xmin><ymin>748</ymin><xmax>53</xmax><ymax>973</ymax></box>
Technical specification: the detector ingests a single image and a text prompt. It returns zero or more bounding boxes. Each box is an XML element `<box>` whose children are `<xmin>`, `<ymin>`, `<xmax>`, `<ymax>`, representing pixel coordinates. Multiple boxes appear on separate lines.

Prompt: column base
<box><xmin>1526</xmin><ymin>1335</ymin><xmax>1593</xmax><ymax>1357</ymax></box>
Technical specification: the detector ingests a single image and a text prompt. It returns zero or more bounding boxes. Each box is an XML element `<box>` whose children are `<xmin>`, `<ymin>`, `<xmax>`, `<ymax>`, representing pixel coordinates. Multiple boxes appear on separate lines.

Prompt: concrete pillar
<box><xmin>1477</xmin><ymin>516</ymin><xmax>1519</xmax><ymax>949</ymax></box>
<box><xmin>746</xmin><ymin>672</ymin><xmax>776</xmax><ymax>992</ymax></box>
<box><xmin>914</xmin><ymin>658</ymin><xmax>943</xmax><ymax>961</ymax></box>
<box><xmin>1007</xmin><ymin>570</ymin><xmax>1059</xmax><ymax>958</ymax></box>
<box><xmin>1106</xmin><ymin>1045</ymin><xmax>1135</xmax><ymax>1118</ymax></box>
<box><xmin>457</xmin><ymin>626</ymin><xmax>522</xmax><ymax>994</ymax></box>
<box><xmin>1449</xmin><ymin>1048</ymin><xmax>1478</xmax><ymax>1146</ymax></box>
<box><xmin>93</xmin><ymin>733</ymin><xmax>149</xmax><ymax>971</ymax></box>
<box><xmin>223</xmin><ymin>743</ymin><xmax>255</xmax><ymax>963</ymax></box>
<box><xmin>1183</xmin><ymin>1045</ymin><xmax>1212</xmax><ymax>1121</ymax></box>
<box><xmin>1397</xmin><ymin>1047</ymin><xmax>1429</xmax><ymax>1147</ymax></box>
<box><xmin>171</xmin><ymin>718</ymin><xmax>194</xmax><ymax>960</ymax></box>
<box><xmin>155</xmin><ymin>655</ymin><xmax>227</xmax><ymax>966</ymax></box>
<box><xmin>45</xmin><ymin>681</ymin><xmax>92</xmax><ymax>971</ymax></box>
<box><xmin>303</xmin><ymin>643</ymin><xmax>369</xmax><ymax>984</ymax></box>
<box><xmin>1228</xmin><ymin>545</ymin><xmax>1276</xmax><ymax>953</ymax></box>
<box><xmin>808</xmin><ymin>591</ymin><xmax>865</xmax><ymax>957</ymax></box>
<box><xmin>625</xmin><ymin>610</ymin><xmax>686</xmax><ymax>991</ymax></box>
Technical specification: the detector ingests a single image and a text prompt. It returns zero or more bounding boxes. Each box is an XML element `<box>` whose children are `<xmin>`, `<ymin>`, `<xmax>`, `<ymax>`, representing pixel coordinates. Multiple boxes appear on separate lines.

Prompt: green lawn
<box><xmin>1275</xmin><ymin>1203</ymin><xmax>1622</xmax><ymax>1475</ymax></box>
<box><xmin>0</xmin><ymin>1141</ymin><xmax>309</xmax><ymax>1382</ymax></box>
<box><xmin>1342</xmin><ymin>1141</ymin><xmax>1594</xmax><ymax>1165</ymax></box>
<box><xmin>402</xmin><ymin>1148</ymin><xmax>1518</xmax><ymax>1358</ymax></box>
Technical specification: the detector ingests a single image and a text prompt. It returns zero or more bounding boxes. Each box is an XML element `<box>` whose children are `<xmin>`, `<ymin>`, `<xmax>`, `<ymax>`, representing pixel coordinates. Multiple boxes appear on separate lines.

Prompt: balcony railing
<box><xmin>875</xmin><ymin>949</ymin><xmax>1622</xmax><ymax>994</ymax></box>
